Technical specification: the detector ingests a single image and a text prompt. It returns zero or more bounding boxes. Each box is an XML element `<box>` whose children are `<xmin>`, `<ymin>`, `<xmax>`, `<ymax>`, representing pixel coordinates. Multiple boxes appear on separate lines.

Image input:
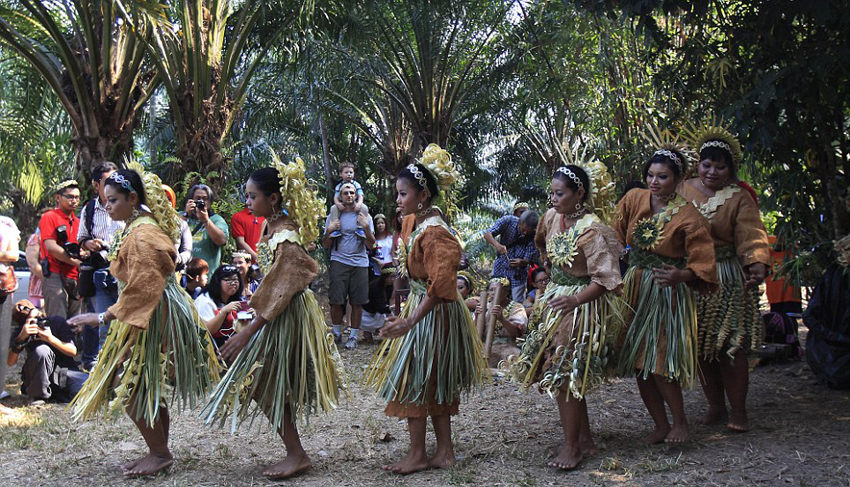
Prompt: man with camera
<box><xmin>182</xmin><ymin>184</ymin><xmax>229</xmax><ymax>274</ymax></box>
<box><xmin>7</xmin><ymin>300</ymin><xmax>87</xmax><ymax>403</ymax></box>
<box><xmin>77</xmin><ymin>162</ymin><xmax>125</xmax><ymax>369</ymax></box>
<box><xmin>38</xmin><ymin>180</ymin><xmax>83</xmax><ymax>319</ymax></box>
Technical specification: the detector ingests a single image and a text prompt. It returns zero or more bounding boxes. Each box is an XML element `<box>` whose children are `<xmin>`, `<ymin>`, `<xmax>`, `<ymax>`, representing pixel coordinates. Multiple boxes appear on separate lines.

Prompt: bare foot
<box><xmin>580</xmin><ymin>439</ymin><xmax>598</xmax><ymax>457</ymax></box>
<box><xmin>641</xmin><ymin>426</ymin><xmax>671</xmax><ymax>445</ymax></box>
<box><xmin>727</xmin><ymin>410</ymin><xmax>749</xmax><ymax>432</ymax></box>
<box><xmin>699</xmin><ymin>406</ymin><xmax>727</xmax><ymax>426</ymax></box>
<box><xmin>123</xmin><ymin>452</ymin><xmax>173</xmax><ymax>477</ymax></box>
<box><xmin>429</xmin><ymin>451</ymin><xmax>457</xmax><ymax>469</ymax></box>
<box><xmin>548</xmin><ymin>444</ymin><xmax>583</xmax><ymax>470</ymax></box>
<box><xmin>382</xmin><ymin>450</ymin><xmax>430</xmax><ymax>475</ymax></box>
<box><xmin>120</xmin><ymin>455</ymin><xmax>147</xmax><ymax>472</ymax></box>
<box><xmin>664</xmin><ymin>424</ymin><xmax>689</xmax><ymax>443</ymax></box>
<box><xmin>262</xmin><ymin>453</ymin><xmax>312</xmax><ymax>479</ymax></box>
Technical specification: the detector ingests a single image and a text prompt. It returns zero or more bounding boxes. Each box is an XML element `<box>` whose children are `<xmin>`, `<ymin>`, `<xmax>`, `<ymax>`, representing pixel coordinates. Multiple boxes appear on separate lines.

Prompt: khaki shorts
<box><xmin>329</xmin><ymin>261</ymin><xmax>369</xmax><ymax>306</ymax></box>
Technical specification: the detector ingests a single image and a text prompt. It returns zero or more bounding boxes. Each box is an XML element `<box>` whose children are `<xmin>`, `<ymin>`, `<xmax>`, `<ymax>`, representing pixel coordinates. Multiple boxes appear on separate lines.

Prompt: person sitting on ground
<box><xmin>477</xmin><ymin>278</ymin><xmax>529</xmax><ymax>367</ymax></box>
<box><xmin>327</xmin><ymin>162</ymin><xmax>370</xmax><ymax>238</ymax></box>
<box><xmin>231</xmin><ymin>252</ymin><xmax>261</xmax><ymax>300</ymax></box>
<box><xmin>184</xmin><ymin>258</ymin><xmax>209</xmax><ymax>299</ymax></box>
<box><xmin>456</xmin><ymin>272</ymin><xmax>479</xmax><ymax>316</ymax></box>
<box><xmin>195</xmin><ymin>264</ymin><xmax>244</xmax><ymax>350</ymax></box>
<box><xmin>8</xmin><ymin>300</ymin><xmax>88</xmax><ymax>403</ymax></box>
<box><xmin>483</xmin><ymin>209</ymin><xmax>541</xmax><ymax>303</ymax></box>
<box><xmin>523</xmin><ymin>266</ymin><xmax>550</xmax><ymax>313</ymax></box>
<box><xmin>513</xmin><ymin>201</ymin><xmax>530</xmax><ymax>218</ymax></box>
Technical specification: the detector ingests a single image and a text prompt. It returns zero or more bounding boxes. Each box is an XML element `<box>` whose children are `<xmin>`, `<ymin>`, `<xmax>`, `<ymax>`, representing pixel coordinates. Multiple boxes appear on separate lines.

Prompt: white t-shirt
<box><xmin>375</xmin><ymin>235</ymin><xmax>395</xmax><ymax>265</ymax></box>
<box><xmin>194</xmin><ymin>292</ymin><xmax>218</xmax><ymax>322</ymax></box>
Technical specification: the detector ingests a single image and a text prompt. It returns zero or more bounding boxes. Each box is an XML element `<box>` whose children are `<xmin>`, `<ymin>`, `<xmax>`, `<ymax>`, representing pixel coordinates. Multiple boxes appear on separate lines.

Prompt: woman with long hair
<box><xmin>195</xmin><ymin>264</ymin><xmax>244</xmax><ymax>349</ymax></box>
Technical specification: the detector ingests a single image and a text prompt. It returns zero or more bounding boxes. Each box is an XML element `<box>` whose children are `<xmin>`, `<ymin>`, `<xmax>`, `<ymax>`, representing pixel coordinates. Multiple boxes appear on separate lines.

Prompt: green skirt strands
<box><xmin>202</xmin><ymin>290</ymin><xmax>345</xmax><ymax>432</ymax></box>
<box><xmin>618</xmin><ymin>250</ymin><xmax>699</xmax><ymax>389</ymax></box>
<box><xmin>697</xmin><ymin>246</ymin><xmax>763</xmax><ymax>361</ymax></box>
<box><xmin>507</xmin><ymin>268</ymin><xmax>624</xmax><ymax>399</ymax></box>
<box><xmin>70</xmin><ymin>281</ymin><xmax>220</xmax><ymax>427</ymax></box>
<box><xmin>364</xmin><ymin>279</ymin><xmax>488</xmax><ymax>407</ymax></box>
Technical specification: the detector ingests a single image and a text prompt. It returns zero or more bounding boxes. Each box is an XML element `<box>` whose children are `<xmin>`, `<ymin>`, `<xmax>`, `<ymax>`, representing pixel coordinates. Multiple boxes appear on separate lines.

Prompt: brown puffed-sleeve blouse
<box><xmin>613</xmin><ymin>189</ymin><xmax>718</xmax><ymax>294</ymax></box>
<box><xmin>401</xmin><ymin>214</ymin><xmax>461</xmax><ymax>301</ymax></box>
<box><xmin>678</xmin><ymin>181</ymin><xmax>770</xmax><ymax>267</ymax></box>
<box><xmin>108</xmin><ymin>223</ymin><xmax>176</xmax><ymax>329</ymax></box>
<box><xmin>537</xmin><ymin>208</ymin><xmax>624</xmax><ymax>293</ymax></box>
<box><xmin>250</xmin><ymin>237</ymin><xmax>318</xmax><ymax>322</ymax></box>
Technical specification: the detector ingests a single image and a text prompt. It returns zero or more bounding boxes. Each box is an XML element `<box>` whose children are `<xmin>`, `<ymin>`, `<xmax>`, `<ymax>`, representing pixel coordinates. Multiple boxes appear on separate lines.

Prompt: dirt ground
<box><xmin>2</xmin><ymin>323</ymin><xmax>849</xmax><ymax>487</ymax></box>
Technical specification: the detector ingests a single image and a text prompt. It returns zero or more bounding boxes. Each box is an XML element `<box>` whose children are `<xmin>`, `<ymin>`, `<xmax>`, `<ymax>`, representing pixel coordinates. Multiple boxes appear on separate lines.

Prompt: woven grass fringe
<box><xmin>70</xmin><ymin>282</ymin><xmax>220</xmax><ymax>427</ymax></box>
<box><xmin>202</xmin><ymin>290</ymin><xmax>345</xmax><ymax>433</ymax></box>
<box><xmin>618</xmin><ymin>265</ymin><xmax>699</xmax><ymax>389</ymax></box>
<box><xmin>697</xmin><ymin>253</ymin><xmax>762</xmax><ymax>362</ymax></box>
<box><xmin>506</xmin><ymin>277</ymin><xmax>624</xmax><ymax>400</ymax></box>
<box><xmin>363</xmin><ymin>280</ymin><xmax>488</xmax><ymax>407</ymax></box>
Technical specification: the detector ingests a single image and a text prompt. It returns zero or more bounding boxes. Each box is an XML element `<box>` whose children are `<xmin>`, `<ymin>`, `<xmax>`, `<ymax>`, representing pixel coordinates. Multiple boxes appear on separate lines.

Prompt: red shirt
<box><xmin>230</xmin><ymin>207</ymin><xmax>265</xmax><ymax>253</ymax></box>
<box><xmin>39</xmin><ymin>208</ymin><xmax>80</xmax><ymax>280</ymax></box>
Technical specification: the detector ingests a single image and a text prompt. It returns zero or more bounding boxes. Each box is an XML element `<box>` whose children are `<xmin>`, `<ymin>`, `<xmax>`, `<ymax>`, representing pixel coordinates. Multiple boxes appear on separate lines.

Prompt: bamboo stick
<box><xmin>484</xmin><ymin>285</ymin><xmax>505</xmax><ymax>358</ymax></box>
<box><xmin>475</xmin><ymin>289</ymin><xmax>489</xmax><ymax>341</ymax></box>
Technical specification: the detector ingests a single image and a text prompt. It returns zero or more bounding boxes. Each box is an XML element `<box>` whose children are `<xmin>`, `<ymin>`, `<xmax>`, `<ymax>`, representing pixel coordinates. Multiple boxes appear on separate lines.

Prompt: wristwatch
<box><xmin>98</xmin><ymin>312</ymin><xmax>107</xmax><ymax>327</ymax></box>
<box><xmin>11</xmin><ymin>340</ymin><xmax>27</xmax><ymax>354</ymax></box>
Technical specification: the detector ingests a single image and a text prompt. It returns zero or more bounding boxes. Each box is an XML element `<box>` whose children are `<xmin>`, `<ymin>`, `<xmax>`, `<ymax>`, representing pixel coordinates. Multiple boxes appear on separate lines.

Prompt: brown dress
<box><xmin>613</xmin><ymin>189</ymin><xmax>718</xmax><ymax>387</ymax></box>
<box><xmin>509</xmin><ymin>209</ymin><xmax>624</xmax><ymax>398</ymax></box>
<box><xmin>366</xmin><ymin>214</ymin><xmax>488</xmax><ymax>418</ymax></box>
<box><xmin>679</xmin><ymin>180</ymin><xmax>770</xmax><ymax>360</ymax></box>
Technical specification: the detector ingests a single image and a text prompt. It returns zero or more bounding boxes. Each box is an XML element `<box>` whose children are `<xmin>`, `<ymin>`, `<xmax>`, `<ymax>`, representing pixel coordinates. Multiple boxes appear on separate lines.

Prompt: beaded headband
<box><xmin>231</xmin><ymin>251</ymin><xmax>252</xmax><ymax>261</ymax></box>
<box><xmin>108</xmin><ymin>172</ymin><xmax>136</xmax><ymax>193</ymax></box>
<box><xmin>653</xmin><ymin>149</ymin><xmax>684</xmax><ymax>172</ymax></box>
<box><xmin>489</xmin><ymin>276</ymin><xmax>510</xmax><ymax>288</ymax></box>
<box><xmin>700</xmin><ymin>140</ymin><xmax>733</xmax><ymax>155</ymax></box>
<box><xmin>556</xmin><ymin>166</ymin><xmax>584</xmax><ymax>192</ymax></box>
<box><xmin>406</xmin><ymin>164</ymin><xmax>428</xmax><ymax>190</ymax></box>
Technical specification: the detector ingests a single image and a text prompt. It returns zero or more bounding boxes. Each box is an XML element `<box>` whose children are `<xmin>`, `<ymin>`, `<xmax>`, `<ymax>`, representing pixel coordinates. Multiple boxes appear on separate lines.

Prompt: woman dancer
<box><xmin>507</xmin><ymin>165</ymin><xmax>624</xmax><ymax>470</ymax></box>
<box><xmin>202</xmin><ymin>157</ymin><xmax>345</xmax><ymax>480</ymax></box>
<box><xmin>69</xmin><ymin>169</ymin><xmax>219</xmax><ymax>477</ymax></box>
<box><xmin>679</xmin><ymin>123</ymin><xmax>769</xmax><ymax>432</ymax></box>
<box><xmin>365</xmin><ymin>144</ymin><xmax>487</xmax><ymax>474</ymax></box>
<box><xmin>614</xmin><ymin>145</ymin><xmax>718</xmax><ymax>444</ymax></box>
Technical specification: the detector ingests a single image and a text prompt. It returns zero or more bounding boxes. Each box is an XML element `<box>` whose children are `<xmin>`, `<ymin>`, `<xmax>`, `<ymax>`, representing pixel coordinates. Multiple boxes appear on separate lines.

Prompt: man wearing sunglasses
<box><xmin>7</xmin><ymin>300</ymin><xmax>87</xmax><ymax>403</ymax></box>
<box><xmin>38</xmin><ymin>180</ymin><xmax>83</xmax><ymax>319</ymax></box>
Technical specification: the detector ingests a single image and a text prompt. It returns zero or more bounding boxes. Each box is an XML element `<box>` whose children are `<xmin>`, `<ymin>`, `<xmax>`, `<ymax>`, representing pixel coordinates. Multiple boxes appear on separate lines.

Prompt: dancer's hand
<box><xmin>219</xmin><ymin>324</ymin><xmax>258</xmax><ymax>362</ymax></box>
<box><xmin>68</xmin><ymin>313</ymin><xmax>99</xmax><ymax>333</ymax></box>
<box><xmin>744</xmin><ymin>263</ymin><xmax>767</xmax><ymax>290</ymax></box>
<box><xmin>381</xmin><ymin>316</ymin><xmax>412</xmax><ymax>339</ymax></box>
<box><xmin>547</xmin><ymin>295</ymin><xmax>579</xmax><ymax>313</ymax></box>
<box><xmin>652</xmin><ymin>264</ymin><xmax>682</xmax><ymax>287</ymax></box>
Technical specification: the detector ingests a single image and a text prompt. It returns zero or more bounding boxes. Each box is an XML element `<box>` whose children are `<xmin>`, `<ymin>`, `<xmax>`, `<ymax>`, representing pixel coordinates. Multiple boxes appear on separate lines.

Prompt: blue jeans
<box><xmin>81</xmin><ymin>269</ymin><xmax>118</xmax><ymax>367</ymax></box>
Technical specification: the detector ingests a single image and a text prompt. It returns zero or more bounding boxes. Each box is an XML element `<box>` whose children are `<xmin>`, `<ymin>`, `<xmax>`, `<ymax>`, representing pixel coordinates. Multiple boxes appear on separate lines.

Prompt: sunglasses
<box><xmin>219</xmin><ymin>265</ymin><xmax>239</xmax><ymax>274</ymax></box>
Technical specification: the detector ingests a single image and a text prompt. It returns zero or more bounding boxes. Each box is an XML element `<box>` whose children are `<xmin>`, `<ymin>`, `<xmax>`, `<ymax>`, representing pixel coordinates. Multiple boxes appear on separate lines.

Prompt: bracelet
<box><xmin>98</xmin><ymin>312</ymin><xmax>106</xmax><ymax>327</ymax></box>
<box><xmin>11</xmin><ymin>341</ymin><xmax>26</xmax><ymax>354</ymax></box>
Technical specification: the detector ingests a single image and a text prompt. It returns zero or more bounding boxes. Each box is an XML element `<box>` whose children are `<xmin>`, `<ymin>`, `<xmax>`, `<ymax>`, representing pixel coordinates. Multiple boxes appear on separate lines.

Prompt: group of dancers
<box><xmin>65</xmin><ymin>120</ymin><xmax>769</xmax><ymax>478</ymax></box>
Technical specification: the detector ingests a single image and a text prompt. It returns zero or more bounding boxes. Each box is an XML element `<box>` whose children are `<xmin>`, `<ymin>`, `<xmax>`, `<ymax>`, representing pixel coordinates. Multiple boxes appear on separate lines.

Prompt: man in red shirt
<box><xmin>230</xmin><ymin>206</ymin><xmax>264</xmax><ymax>262</ymax></box>
<box><xmin>39</xmin><ymin>180</ymin><xmax>83</xmax><ymax>319</ymax></box>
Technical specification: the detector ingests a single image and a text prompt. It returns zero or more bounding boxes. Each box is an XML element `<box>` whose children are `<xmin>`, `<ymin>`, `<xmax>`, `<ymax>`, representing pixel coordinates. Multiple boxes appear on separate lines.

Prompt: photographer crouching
<box><xmin>7</xmin><ymin>300</ymin><xmax>88</xmax><ymax>403</ymax></box>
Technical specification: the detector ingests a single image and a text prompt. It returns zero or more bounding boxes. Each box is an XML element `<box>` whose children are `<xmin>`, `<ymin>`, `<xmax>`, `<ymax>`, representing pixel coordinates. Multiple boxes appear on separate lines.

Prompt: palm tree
<box><xmin>119</xmin><ymin>0</ymin><xmax>314</xmax><ymax>188</ymax></box>
<box><xmin>0</xmin><ymin>0</ymin><xmax>159</xmax><ymax>175</ymax></box>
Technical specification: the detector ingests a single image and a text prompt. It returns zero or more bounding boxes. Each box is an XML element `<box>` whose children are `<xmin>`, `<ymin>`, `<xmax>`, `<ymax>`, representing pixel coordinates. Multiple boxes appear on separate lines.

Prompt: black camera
<box><xmin>56</xmin><ymin>225</ymin><xmax>69</xmax><ymax>245</ymax></box>
<box><xmin>195</xmin><ymin>199</ymin><xmax>206</xmax><ymax>211</ymax></box>
<box><xmin>23</xmin><ymin>316</ymin><xmax>50</xmax><ymax>345</ymax></box>
<box><xmin>63</xmin><ymin>242</ymin><xmax>82</xmax><ymax>259</ymax></box>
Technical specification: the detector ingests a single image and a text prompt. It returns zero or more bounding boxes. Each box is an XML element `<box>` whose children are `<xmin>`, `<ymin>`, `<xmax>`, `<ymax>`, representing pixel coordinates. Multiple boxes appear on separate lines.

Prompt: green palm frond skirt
<box><xmin>364</xmin><ymin>279</ymin><xmax>488</xmax><ymax>417</ymax></box>
<box><xmin>202</xmin><ymin>290</ymin><xmax>345</xmax><ymax>432</ymax></box>
<box><xmin>70</xmin><ymin>280</ymin><xmax>220</xmax><ymax>427</ymax></box>
<box><xmin>697</xmin><ymin>246</ymin><xmax>763</xmax><ymax>361</ymax></box>
<box><xmin>617</xmin><ymin>250</ymin><xmax>698</xmax><ymax>389</ymax></box>
<box><xmin>505</xmin><ymin>267</ymin><xmax>624</xmax><ymax>399</ymax></box>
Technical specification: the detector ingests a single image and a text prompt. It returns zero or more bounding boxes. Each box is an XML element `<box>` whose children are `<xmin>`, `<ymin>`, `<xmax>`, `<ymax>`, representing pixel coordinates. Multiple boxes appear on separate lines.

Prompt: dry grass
<box><xmin>2</xmin><ymin>328</ymin><xmax>850</xmax><ymax>486</ymax></box>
